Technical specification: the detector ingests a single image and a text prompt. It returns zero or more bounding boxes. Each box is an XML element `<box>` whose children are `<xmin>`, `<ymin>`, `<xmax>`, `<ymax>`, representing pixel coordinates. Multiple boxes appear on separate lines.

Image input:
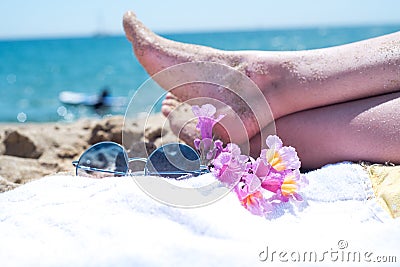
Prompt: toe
<box><xmin>165</xmin><ymin>92</ymin><xmax>178</xmax><ymax>100</ymax></box>
<box><xmin>161</xmin><ymin>103</ymin><xmax>173</xmax><ymax>117</ymax></box>
<box><xmin>123</xmin><ymin>11</ymin><xmax>141</xmax><ymax>42</ymax></box>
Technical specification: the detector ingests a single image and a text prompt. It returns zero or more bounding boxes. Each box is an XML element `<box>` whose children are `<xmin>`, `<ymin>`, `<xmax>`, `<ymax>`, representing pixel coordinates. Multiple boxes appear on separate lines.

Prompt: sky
<box><xmin>1</xmin><ymin>0</ymin><xmax>400</xmax><ymax>39</ymax></box>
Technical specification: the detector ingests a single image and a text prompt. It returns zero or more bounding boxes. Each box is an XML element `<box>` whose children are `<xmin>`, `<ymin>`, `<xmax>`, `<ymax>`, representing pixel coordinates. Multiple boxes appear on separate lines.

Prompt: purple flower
<box><xmin>212</xmin><ymin>143</ymin><xmax>248</xmax><ymax>186</ymax></box>
<box><xmin>191</xmin><ymin>103</ymin><xmax>308</xmax><ymax>217</ymax></box>
<box><xmin>194</xmin><ymin>138</ymin><xmax>201</xmax><ymax>150</ymax></box>
<box><xmin>234</xmin><ymin>177</ymin><xmax>273</xmax><ymax>216</ymax></box>
<box><xmin>243</xmin><ymin>157</ymin><xmax>284</xmax><ymax>194</ymax></box>
<box><xmin>260</xmin><ymin>135</ymin><xmax>300</xmax><ymax>171</ymax></box>
<box><xmin>261</xmin><ymin>170</ymin><xmax>285</xmax><ymax>193</ymax></box>
<box><xmin>270</xmin><ymin>169</ymin><xmax>308</xmax><ymax>202</ymax></box>
<box><xmin>214</xmin><ymin>139</ymin><xmax>224</xmax><ymax>158</ymax></box>
<box><xmin>251</xmin><ymin>157</ymin><xmax>272</xmax><ymax>178</ymax></box>
<box><xmin>192</xmin><ymin>104</ymin><xmax>224</xmax><ymax>139</ymax></box>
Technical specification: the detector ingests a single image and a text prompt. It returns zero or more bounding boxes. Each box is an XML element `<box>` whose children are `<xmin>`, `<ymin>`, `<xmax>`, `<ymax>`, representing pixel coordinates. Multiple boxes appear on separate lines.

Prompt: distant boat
<box><xmin>59</xmin><ymin>91</ymin><xmax>127</xmax><ymax>108</ymax></box>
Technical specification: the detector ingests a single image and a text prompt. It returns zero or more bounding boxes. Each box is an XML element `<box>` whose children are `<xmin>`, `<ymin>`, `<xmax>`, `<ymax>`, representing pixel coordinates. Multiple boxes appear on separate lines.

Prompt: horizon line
<box><xmin>1</xmin><ymin>22</ymin><xmax>400</xmax><ymax>42</ymax></box>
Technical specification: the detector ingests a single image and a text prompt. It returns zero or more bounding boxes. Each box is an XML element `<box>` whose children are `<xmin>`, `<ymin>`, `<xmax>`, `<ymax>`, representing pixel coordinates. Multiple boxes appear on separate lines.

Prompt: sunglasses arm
<box><xmin>72</xmin><ymin>161</ymin><xmax>127</xmax><ymax>176</ymax></box>
<box><xmin>128</xmin><ymin>157</ymin><xmax>147</xmax><ymax>163</ymax></box>
<box><xmin>145</xmin><ymin>165</ymin><xmax>210</xmax><ymax>179</ymax></box>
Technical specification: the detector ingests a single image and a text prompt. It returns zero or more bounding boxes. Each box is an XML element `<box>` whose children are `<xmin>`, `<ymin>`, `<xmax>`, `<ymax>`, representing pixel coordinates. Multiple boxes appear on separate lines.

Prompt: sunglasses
<box><xmin>72</xmin><ymin>141</ymin><xmax>209</xmax><ymax>179</ymax></box>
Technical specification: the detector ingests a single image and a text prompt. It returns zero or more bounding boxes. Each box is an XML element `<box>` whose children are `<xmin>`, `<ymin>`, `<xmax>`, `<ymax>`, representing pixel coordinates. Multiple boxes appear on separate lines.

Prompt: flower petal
<box><xmin>191</xmin><ymin>105</ymin><xmax>201</xmax><ymax>117</ymax></box>
<box><xmin>192</xmin><ymin>104</ymin><xmax>216</xmax><ymax>117</ymax></box>
<box><xmin>261</xmin><ymin>176</ymin><xmax>283</xmax><ymax>193</ymax></box>
<box><xmin>254</xmin><ymin>158</ymin><xmax>271</xmax><ymax>178</ymax></box>
<box><xmin>194</xmin><ymin>138</ymin><xmax>201</xmax><ymax>150</ymax></box>
<box><xmin>243</xmin><ymin>173</ymin><xmax>262</xmax><ymax>193</ymax></box>
<box><xmin>278</xmin><ymin>146</ymin><xmax>301</xmax><ymax>170</ymax></box>
<box><xmin>266</xmin><ymin>135</ymin><xmax>283</xmax><ymax>150</ymax></box>
<box><xmin>240</xmin><ymin>191</ymin><xmax>272</xmax><ymax>216</ymax></box>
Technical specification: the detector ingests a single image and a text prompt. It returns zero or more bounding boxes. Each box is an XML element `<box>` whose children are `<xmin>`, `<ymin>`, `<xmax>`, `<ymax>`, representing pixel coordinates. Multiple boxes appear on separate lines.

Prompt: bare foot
<box><xmin>161</xmin><ymin>93</ymin><xmax>198</xmax><ymax>146</ymax></box>
<box><xmin>124</xmin><ymin>11</ymin><xmax>400</xmax><ymax>148</ymax></box>
<box><xmin>123</xmin><ymin>11</ymin><xmax>287</xmax><ymax>145</ymax></box>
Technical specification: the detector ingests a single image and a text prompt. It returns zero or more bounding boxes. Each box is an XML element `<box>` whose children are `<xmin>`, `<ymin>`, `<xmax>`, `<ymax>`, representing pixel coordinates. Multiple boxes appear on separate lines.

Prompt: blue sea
<box><xmin>1</xmin><ymin>24</ymin><xmax>399</xmax><ymax>122</ymax></box>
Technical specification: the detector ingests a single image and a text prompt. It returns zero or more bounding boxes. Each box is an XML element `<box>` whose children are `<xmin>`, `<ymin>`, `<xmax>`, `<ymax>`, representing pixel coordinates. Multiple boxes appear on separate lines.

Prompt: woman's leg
<box><xmin>123</xmin><ymin>11</ymin><xmax>400</xmax><ymax>144</ymax></box>
<box><xmin>249</xmin><ymin>92</ymin><xmax>400</xmax><ymax>169</ymax></box>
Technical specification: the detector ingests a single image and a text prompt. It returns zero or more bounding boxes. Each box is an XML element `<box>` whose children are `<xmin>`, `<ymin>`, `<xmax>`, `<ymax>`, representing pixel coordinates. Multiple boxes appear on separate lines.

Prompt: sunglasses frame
<box><xmin>72</xmin><ymin>141</ymin><xmax>209</xmax><ymax>178</ymax></box>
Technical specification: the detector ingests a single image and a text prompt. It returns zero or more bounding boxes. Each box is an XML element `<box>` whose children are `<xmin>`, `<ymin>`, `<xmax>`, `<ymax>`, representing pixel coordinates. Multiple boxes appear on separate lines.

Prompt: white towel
<box><xmin>0</xmin><ymin>162</ymin><xmax>398</xmax><ymax>267</ymax></box>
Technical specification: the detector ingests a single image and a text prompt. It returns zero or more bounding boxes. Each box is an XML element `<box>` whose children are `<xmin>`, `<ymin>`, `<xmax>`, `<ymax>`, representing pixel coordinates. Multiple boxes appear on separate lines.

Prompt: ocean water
<box><xmin>1</xmin><ymin>24</ymin><xmax>399</xmax><ymax>122</ymax></box>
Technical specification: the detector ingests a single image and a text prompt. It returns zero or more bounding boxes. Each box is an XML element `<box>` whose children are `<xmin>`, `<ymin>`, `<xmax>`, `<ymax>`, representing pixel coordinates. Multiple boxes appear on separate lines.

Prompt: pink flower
<box><xmin>251</xmin><ymin>157</ymin><xmax>271</xmax><ymax>178</ymax></box>
<box><xmin>261</xmin><ymin>169</ymin><xmax>285</xmax><ymax>193</ymax></box>
<box><xmin>271</xmin><ymin>170</ymin><xmax>308</xmax><ymax>202</ymax></box>
<box><xmin>213</xmin><ymin>139</ymin><xmax>224</xmax><ymax>158</ymax></box>
<box><xmin>245</xmin><ymin>157</ymin><xmax>285</xmax><ymax>194</ymax></box>
<box><xmin>240</xmin><ymin>191</ymin><xmax>272</xmax><ymax>216</ymax></box>
<box><xmin>192</xmin><ymin>104</ymin><xmax>224</xmax><ymax>139</ymax></box>
<box><xmin>194</xmin><ymin>137</ymin><xmax>215</xmax><ymax>160</ymax></box>
<box><xmin>191</xmin><ymin>103</ymin><xmax>308</xmax><ymax>217</ymax></box>
<box><xmin>260</xmin><ymin>135</ymin><xmax>300</xmax><ymax>171</ymax></box>
<box><xmin>212</xmin><ymin>143</ymin><xmax>248</xmax><ymax>186</ymax></box>
<box><xmin>234</xmin><ymin>175</ymin><xmax>273</xmax><ymax>216</ymax></box>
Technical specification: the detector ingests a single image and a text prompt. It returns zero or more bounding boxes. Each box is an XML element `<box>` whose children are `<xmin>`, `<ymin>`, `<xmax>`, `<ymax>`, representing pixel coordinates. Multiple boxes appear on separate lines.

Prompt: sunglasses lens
<box><xmin>76</xmin><ymin>142</ymin><xmax>128</xmax><ymax>178</ymax></box>
<box><xmin>145</xmin><ymin>143</ymin><xmax>201</xmax><ymax>178</ymax></box>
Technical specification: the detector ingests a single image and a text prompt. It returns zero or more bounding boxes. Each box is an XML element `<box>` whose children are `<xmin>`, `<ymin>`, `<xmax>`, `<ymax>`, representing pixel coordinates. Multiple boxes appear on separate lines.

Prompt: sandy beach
<box><xmin>0</xmin><ymin>113</ymin><xmax>180</xmax><ymax>192</ymax></box>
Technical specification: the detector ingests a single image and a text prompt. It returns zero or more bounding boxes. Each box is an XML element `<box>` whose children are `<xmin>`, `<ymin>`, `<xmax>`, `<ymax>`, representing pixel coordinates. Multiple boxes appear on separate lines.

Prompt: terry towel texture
<box><xmin>0</xmin><ymin>162</ymin><xmax>398</xmax><ymax>267</ymax></box>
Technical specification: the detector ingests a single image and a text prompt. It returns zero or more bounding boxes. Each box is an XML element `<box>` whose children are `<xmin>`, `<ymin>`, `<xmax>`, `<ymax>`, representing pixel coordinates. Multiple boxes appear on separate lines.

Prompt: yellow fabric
<box><xmin>367</xmin><ymin>165</ymin><xmax>400</xmax><ymax>218</ymax></box>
